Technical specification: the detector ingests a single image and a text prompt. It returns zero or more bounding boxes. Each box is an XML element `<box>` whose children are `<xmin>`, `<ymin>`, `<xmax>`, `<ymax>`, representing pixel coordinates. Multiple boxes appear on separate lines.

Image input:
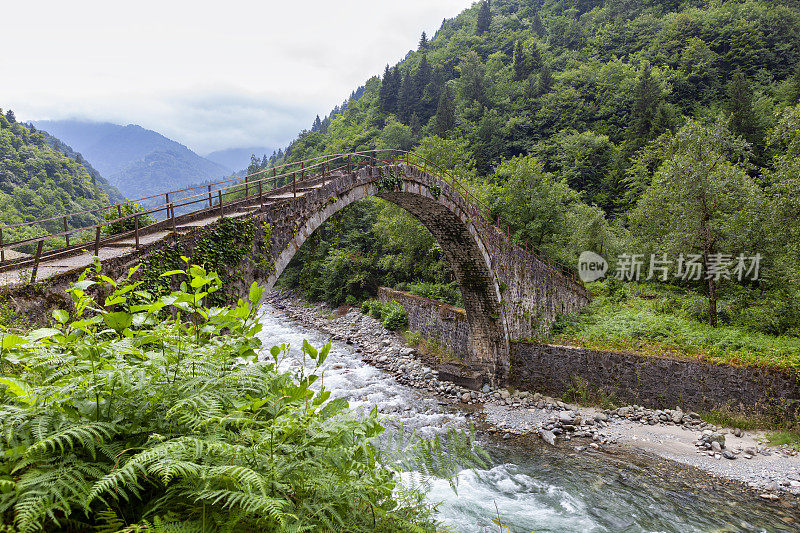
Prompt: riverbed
<box><xmin>257</xmin><ymin>299</ymin><xmax>800</xmax><ymax>532</ymax></box>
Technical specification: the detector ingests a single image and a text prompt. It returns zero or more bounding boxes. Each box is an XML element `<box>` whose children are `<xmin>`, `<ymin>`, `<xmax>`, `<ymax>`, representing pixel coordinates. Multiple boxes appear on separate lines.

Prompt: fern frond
<box><xmin>25</xmin><ymin>422</ymin><xmax>119</xmax><ymax>459</ymax></box>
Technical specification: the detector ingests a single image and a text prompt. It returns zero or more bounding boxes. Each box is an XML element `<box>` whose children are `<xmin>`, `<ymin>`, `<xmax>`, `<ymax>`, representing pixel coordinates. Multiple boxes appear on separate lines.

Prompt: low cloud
<box><xmin>1</xmin><ymin>0</ymin><xmax>474</xmax><ymax>153</ymax></box>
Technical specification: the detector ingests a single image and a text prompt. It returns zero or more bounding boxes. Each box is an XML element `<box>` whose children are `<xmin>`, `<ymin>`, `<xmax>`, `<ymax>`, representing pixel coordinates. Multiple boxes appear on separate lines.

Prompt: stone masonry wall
<box><xmin>378</xmin><ymin>287</ymin><xmax>472</xmax><ymax>358</ymax></box>
<box><xmin>383</xmin><ymin>290</ymin><xmax>800</xmax><ymax>415</ymax></box>
<box><xmin>509</xmin><ymin>343</ymin><xmax>800</xmax><ymax>417</ymax></box>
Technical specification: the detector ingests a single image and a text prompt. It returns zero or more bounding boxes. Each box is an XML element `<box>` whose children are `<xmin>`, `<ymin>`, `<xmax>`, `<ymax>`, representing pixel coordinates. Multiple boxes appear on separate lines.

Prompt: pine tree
<box><xmin>529</xmin><ymin>42</ymin><xmax>543</xmax><ymax>71</ymax></box>
<box><xmin>789</xmin><ymin>61</ymin><xmax>800</xmax><ymax>104</ymax></box>
<box><xmin>532</xmin><ymin>11</ymin><xmax>544</xmax><ymax>37</ymax></box>
<box><xmin>410</xmin><ymin>112</ymin><xmax>422</xmax><ymax>136</ymax></box>
<box><xmin>538</xmin><ymin>63</ymin><xmax>554</xmax><ymax>95</ymax></box>
<box><xmin>726</xmin><ymin>69</ymin><xmax>762</xmax><ymax>150</ymax></box>
<box><xmin>398</xmin><ymin>70</ymin><xmax>413</xmax><ymax>122</ymax></box>
<box><xmin>413</xmin><ymin>54</ymin><xmax>432</xmax><ymax>115</ymax></box>
<box><xmin>312</xmin><ymin>115</ymin><xmax>322</xmax><ymax>132</ymax></box>
<box><xmin>378</xmin><ymin>65</ymin><xmax>401</xmax><ymax>114</ymax></box>
<box><xmin>5</xmin><ymin>109</ymin><xmax>15</xmax><ymax>123</ymax></box>
<box><xmin>476</xmin><ymin>0</ymin><xmax>491</xmax><ymax>35</ymax></box>
<box><xmin>513</xmin><ymin>41</ymin><xmax>527</xmax><ymax>81</ymax></box>
<box><xmin>435</xmin><ymin>85</ymin><xmax>456</xmax><ymax>135</ymax></box>
<box><xmin>419</xmin><ymin>31</ymin><xmax>428</xmax><ymax>51</ymax></box>
<box><xmin>420</xmin><ymin>66</ymin><xmax>445</xmax><ymax>123</ymax></box>
<box><xmin>626</xmin><ymin>62</ymin><xmax>663</xmax><ymax>154</ymax></box>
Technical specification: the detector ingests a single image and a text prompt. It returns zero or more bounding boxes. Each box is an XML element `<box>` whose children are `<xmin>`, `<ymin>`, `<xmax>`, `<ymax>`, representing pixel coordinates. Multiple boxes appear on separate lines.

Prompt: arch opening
<box><xmin>265</xmin><ymin>176</ymin><xmax>509</xmax><ymax>383</ymax></box>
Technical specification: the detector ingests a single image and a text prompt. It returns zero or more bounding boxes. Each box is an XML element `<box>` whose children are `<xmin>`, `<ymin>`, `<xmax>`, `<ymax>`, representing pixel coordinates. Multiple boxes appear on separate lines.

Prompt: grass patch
<box><xmin>766</xmin><ymin>430</ymin><xmax>800</xmax><ymax>447</ymax></box>
<box><xmin>550</xmin><ymin>281</ymin><xmax>800</xmax><ymax>372</ymax></box>
<box><xmin>698</xmin><ymin>408</ymin><xmax>772</xmax><ymax>431</ymax></box>
<box><xmin>403</xmin><ymin>330</ymin><xmax>459</xmax><ymax>363</ymax></box>
<box><xmin>560</xmin><ymin>377</ymin><xmax>621</xmax><ymax>410</ymax></box>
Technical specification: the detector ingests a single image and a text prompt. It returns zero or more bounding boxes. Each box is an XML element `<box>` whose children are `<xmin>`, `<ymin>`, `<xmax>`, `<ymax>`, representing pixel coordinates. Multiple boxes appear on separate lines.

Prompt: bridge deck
<box><xmin>0</xmin><ymin>184</ymin><xmax>323</xmax><ymax>286</ymax></box>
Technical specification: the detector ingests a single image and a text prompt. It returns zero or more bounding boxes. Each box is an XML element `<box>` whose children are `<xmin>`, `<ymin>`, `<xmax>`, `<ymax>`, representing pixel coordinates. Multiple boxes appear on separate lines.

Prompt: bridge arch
<box><xmin>263</xmin><ymin>166</ymin><xmax>509</xmax><ymax>383</ymax></box>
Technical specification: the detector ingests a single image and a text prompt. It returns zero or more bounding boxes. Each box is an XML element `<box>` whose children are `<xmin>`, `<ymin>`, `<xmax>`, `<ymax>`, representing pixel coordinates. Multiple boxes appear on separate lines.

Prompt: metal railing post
<box><xmin>165</xmin><ymin>193</ymin><xmax>170</xmax><ymax>219</ymax></box>
<box><xmin>258</xmin><ymin>180</ymin><xmax>263</xmax><ymax>210</ymax></box>
<box><xmin>30</xmin><ymin>240</ymin><xmax>43</xmax><ymax>284</ymax></box>
<box><xmin>134</xmin><ymin>215</ymin><xmax>140</xmax><ymax>250</ymax></box>
<box><xmin>371</xmin><ymin>151</ymin><xmax>375</xmax><ymax>166</ymax></box>
<box><xmin>245</xmin><ymin>175</ymin><xmax>250</xmax><ymax>198</ymax></box>
<box><xmin>347</xmin><ymin>154</ymin><xmax>352</xmax><ymax>174</ymax></box>
<box><xmin>170</xmin><ymin>203</ymin><xmax>177</xmax><ymax>235</ymax></box>
<box><xmin>218</xmin><ymin>190</ymin><xmax>224</xmax><ymax>217</ymax></box>
<box><xmin>63</xmin><ymin>217</ymin><xmax>70</xmax><ymax>247</ymax></box>
<box><xmin>208</xmin><ymin>185</ymin><xmax>213</xmax><ymax>208</ymax></box>
<box><xmin>292</xmin><ymin>172</ymin><xmax>296</xmax><ymax>198</ymax></box>
<box><xmin>94</xmin><ymin>226</ymin><xmax>101</xmax><ymax>256</ymax></box>
<box><xmin>301</xmin><ymin>161</ymin><xmax>305</xmax><ymax>181</ymax></box>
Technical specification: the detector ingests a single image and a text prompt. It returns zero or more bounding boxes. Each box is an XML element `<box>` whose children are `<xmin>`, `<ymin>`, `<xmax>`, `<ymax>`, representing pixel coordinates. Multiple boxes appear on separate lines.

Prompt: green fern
<box><xmin>0</xmin><ymin>261</ymin><xmax>442</xmax><ymax>532</ymax></box>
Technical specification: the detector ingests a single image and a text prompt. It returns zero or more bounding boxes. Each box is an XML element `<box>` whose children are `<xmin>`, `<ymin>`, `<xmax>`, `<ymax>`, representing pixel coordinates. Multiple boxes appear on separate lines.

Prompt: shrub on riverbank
<box><xmin>0</xmin><ymin>260</ymin><xmax>438</xmax><ymax>531</ymax></box>
<box><xmin>362</xmin><ymin>299</ymin><xmax>408</xmax><ymax>331</ymax></box>
<box><xmin>550</xmin><ymin>280</ymin><xmax>800</xmax><ymax>371</ymax></box>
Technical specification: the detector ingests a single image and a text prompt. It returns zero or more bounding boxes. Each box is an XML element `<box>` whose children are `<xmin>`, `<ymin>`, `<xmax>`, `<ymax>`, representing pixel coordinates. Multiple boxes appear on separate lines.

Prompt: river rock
<box><xmin>461</xmin><ymin>393</ymin><xmax>471</xmax><ymax>403</ymax></box>
<box><xmin>539</xmin><ymin>429</ymin><xmax>557</xmax><ymax>446</ymax></box>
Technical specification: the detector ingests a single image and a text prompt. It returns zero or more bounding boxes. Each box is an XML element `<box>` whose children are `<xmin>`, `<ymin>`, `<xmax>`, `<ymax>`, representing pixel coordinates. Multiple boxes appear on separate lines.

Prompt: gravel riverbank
<box><xmin>265</xmin><ymin>290</ymin><xmax>800</xmax><ymax>502</ymax></box>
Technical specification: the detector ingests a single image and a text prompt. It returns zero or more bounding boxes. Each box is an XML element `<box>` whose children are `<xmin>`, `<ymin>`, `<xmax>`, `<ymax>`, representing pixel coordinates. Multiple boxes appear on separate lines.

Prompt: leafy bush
<box><xmin>382</xmin><ymin>301</ymin><xmax>408</xmax><ymax>331</ymax></box>
<box><xmin>361</xmin><ymin>298</ymin><xmax>383</xmax><ymax>318</ymax></box>
<box><xmin>103</xmin><ymin>202</ymin><xmax>156</xmax><ymax>236</ymax></box>
<box><xmin>0</xmin><ymin>259</ymin><xmax>440</xmax><ymax>531</ymax></box>
<box><xmin>405</xmin><ymin>281</ymin><xmax>463</xmax><ymax>307</ymax></box>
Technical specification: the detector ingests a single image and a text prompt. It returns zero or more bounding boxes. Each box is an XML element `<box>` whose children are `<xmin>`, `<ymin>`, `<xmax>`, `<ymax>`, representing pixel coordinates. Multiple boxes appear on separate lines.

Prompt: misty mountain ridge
<box><xmin>205</xmin><ymin>147</ymin><xmax>275</xmax><ymax>172</ymax></box>
<box><xmin>33</xmin><ymin>120</ymin><xmax>231</xmax><ymax>199</ymax></box>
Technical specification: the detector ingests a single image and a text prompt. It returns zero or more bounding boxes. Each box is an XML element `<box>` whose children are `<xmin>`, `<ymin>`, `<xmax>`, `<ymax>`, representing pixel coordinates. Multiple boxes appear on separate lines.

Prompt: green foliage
<box><xmin>404</xmin><ymin>281</ymin><xmax>462</xmax><ymax>307</ymax></box>
<box><xmin>0</xmin><ymin>114</ymin><xmax>111</xmax><ymax>251</ymax></box>
<box><xmin>268</xmin><ymin>0</ymin><xmax>800</xmax><ymax>343</ymax></box>
<box><xmin>382</xmin><ymin>301</ymin><xmax>409</xmax><ymax>331</ymax></box>
<box><xmin>549</xmin><ymin>281</ymin><xmax>800</xmax><ymax>371</ymax></box>
<box><xmin>0</xmin><ymin>262</ymin><xmax>444</xmax><ymax>532</ymax></box>
<box><xmin>629</xmin><ymin>117</ymin><xmax>764</xmax><ymax>327</ymax></box>
<box><xmin>377</xmin><ymin>165</ymin><xmax>404</xmax><ymax>192</ymax></box>
<box><xmin>103</xmin><ymin>202</ymin><xmax>155</xmax><ymax>236</ymax></box>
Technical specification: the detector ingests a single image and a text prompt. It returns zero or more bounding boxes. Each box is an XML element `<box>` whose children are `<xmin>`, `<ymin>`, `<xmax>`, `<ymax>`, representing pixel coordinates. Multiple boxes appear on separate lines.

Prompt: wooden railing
<box><xmin>0</xmin><ymin>150</ymin><xmax>581</xmax><ymax>286</ymax></box>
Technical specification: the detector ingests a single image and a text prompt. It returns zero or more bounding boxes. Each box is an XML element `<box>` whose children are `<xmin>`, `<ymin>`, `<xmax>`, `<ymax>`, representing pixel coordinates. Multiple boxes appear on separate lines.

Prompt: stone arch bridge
<box><xmin>0</xmin><ymin>151</ymin><xmax>590</xmax><ymax>384</ymax></box>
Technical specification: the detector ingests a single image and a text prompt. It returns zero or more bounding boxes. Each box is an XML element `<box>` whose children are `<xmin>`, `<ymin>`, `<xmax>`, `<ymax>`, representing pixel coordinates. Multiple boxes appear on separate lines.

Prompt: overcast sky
<box><xmin>1</xmin><ymin>0</ymin><xmax>475</xmax><ymax>155</ymax></box>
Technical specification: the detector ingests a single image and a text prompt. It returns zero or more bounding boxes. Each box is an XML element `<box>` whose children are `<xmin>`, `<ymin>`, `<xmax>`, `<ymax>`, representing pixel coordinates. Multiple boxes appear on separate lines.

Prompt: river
<box><xmin>256</xmin><ymin>303</ymin><xmax>800</xmax><ymax>532</ymax></box>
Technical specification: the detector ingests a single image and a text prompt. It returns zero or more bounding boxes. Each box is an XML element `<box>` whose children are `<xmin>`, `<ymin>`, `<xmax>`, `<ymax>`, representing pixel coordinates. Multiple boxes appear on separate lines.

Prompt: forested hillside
<box><xmin>33</xmin><ymin>121</ymin><xmax>230</xmax><ymax>199</ymax></box>
<box><xmin>0</xmin><ymin>110</ymin><xmax>112</xmax><ymax>251</ymax></box>
<box><xmin>31</xmin><ymin>126</ymin><xmax>125</xmax><ymax>203</ymax></box>
<box><xmin>269</xmin><ymin>0</ymin><xmax>800</xmax><ymax>344</ymax></box>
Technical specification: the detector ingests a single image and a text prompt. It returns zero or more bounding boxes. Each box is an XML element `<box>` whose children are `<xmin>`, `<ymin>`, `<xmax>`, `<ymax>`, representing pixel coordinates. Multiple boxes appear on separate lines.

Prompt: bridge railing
<box><xmin>0</xmin><ymin>149</ymin><xmax>582</xmax><ymax>287</ymax></box>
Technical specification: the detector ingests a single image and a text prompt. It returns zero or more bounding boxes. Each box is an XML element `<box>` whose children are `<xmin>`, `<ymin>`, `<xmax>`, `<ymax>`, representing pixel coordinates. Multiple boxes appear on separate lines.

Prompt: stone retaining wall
<box><xmin>377</xmin><ymin>287</ymin><xmax>472</xmax><ymax>358</ymax></box>
<box><xmin>381</xmin><ymin>287</ymin><xmax>800</xmax><ymax>415</ymax></box>
<box><xmin>509</xmin><ymin>343</ymin><xmax>800</xmax><ymax>417</ymax></box>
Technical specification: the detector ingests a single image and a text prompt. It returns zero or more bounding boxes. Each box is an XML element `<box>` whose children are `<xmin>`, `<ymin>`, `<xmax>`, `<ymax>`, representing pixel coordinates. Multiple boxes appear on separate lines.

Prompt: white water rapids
<box><xmin>257</xmin><ymin>303</ymin><xmax>796</xmax><ymax>532</ymax></box>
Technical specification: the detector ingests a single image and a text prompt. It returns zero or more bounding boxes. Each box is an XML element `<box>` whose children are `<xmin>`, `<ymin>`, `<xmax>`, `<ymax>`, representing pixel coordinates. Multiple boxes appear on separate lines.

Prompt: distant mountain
<box><xmin>32</xmin><ymin>120</ymin><xmax>231</xmax><ymax>199</ymax></box>
<box><xmin>205</xmin><ymin>147</ymin><xmax>275</xmax><ymax>173</ymax></box>
<box><xmin>30</xmin><ymin>126</ymin><xmax>125</xmax><ymax>203</ymax></box>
